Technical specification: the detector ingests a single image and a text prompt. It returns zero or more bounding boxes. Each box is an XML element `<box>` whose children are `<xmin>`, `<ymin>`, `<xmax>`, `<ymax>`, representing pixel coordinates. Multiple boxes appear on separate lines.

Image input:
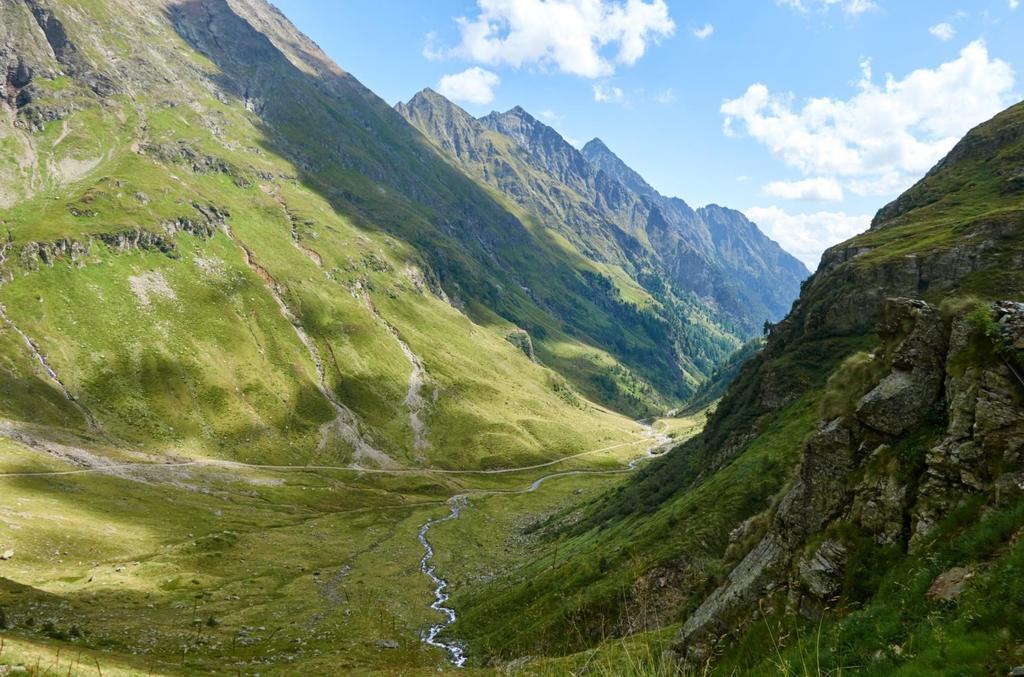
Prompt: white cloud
<box><xmin>1011</xmin><ymin>0</ymin><xmax>1020</xmax><ymax>10</ymax></box>
<box><xmin>539</xmin><ymin>108</ymin><xmax>564</xmax><ymax>122</ymax></box>
<box><xmin>654</xmin><ymin>87</ymin><xmax>675</xmax><ymax>103</ymax></box>
<box><xmin>692</xmin><ymin>23</ymin><xmax>714</xmax><ymax>39</ymax></box>
<box><xmin>929</xmin><ymin>22</ymin><xmax>955</xmax><ymax>40</ymax></box>
<box><xmin>448</xmin><ymin>0</ymin><xmax>675</xmax><ymax>79</ymax></box>
<box><xmin>745</xmin><ymin>206</ymin><xmax>871</xmax><ymax>269</ymax></box>
<box><xmin>777</xmin><ymin>0</ymin><xmax>878</xmax><ymax>17</ymax></box>
<box><xmin>593</xmin><ymin>81</ymin><xmax>625</xmax><ymax>103</ymax></box>
<box><xmin>423</xmin><ymin>32</ymin><xmax>445</xmax><ymax>61</ymax></box>
<box><xmin>763</xmin><ymin>177</ymin><xmax>844</xmax><ymax>201</ymax></box>
<box><xmin>437</xmin><ymin>67</ymin><xmax>501</xmax><ymax>105</ymax></box>
<box><xmin>722</xmin><ymin>40</ymin><xmax>1016</xmax><ymax>197</ymax></box>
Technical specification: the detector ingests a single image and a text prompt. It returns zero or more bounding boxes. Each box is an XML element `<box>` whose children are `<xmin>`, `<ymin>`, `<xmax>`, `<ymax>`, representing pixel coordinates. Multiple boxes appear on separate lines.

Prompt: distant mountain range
<box><xmin>400</xmin><ymin>89</ymin><xmax>808</xmax><ymax>345</ymax></box>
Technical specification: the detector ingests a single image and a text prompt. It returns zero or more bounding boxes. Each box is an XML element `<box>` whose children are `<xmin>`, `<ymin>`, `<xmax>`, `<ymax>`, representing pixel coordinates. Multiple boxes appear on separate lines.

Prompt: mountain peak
<box><xmin>412</xmin><ymin>86</ymin><xmax>442</xmax><ymax>101</ymax></box>
<box><xmin>400</xmin><ymin>87</ymin><xmax>461</xmax><ymax>114</ymax></box>
<box><xmin>580</xmin><ymin>137</ymin><xmax>655</xmax><ymax>198</ymax></box>
<box><xmin>507</xmin><ymin>104</ymin><xmax>533</xmax><ymax>119</ymax></box>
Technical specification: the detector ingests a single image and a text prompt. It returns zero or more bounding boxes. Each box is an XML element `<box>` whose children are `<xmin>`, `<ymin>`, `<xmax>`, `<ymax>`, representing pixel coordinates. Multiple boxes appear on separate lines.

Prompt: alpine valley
<box><xmin>0</xmin><ymin>0</ymin><xmax>1021</xmax><ymax>675</ymax></box>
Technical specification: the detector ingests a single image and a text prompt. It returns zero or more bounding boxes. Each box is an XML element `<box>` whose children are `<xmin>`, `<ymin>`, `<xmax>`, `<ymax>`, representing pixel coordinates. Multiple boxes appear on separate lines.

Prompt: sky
<box><xmin>270</xmin><ymin>0</ymin><xmax>1023</xmax><ymax>270</ymax></box>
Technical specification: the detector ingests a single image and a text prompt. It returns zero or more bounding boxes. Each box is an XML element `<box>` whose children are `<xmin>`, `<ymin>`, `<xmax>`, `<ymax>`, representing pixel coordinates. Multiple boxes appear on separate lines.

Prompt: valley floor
<box><xmin>0</xmin><ymin>412</ymin><xmax>705</xmax><ymax>675</ymax></box>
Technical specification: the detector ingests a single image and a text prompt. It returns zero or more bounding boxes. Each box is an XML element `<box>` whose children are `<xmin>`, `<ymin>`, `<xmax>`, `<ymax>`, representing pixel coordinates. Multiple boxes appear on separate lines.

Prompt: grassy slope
<box><xmin>448</xmin><ymin>395</ymin><xmax>822</xmax><ymax>661</ymax></box>
<box><xmin>0</xmin><ymin>0</ymin><xmax>646</xmax><ymax>468</ymax></box>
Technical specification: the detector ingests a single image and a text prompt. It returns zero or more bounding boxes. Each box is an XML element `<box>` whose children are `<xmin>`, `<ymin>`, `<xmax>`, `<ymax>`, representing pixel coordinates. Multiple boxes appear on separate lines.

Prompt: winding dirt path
<box><xmin>0</xmin><ymin>305</ymin><xmax>101</xmax><ymax>432</ymax></box>
<box><xmin>223</xmin><ymin>223</ymin><xmax>392</xmax><ymax>468</ymax></box>
<box><xmin>0</xmin><ymin>429</ymin><xmax>660</xmax><ymax>479</ymax></box>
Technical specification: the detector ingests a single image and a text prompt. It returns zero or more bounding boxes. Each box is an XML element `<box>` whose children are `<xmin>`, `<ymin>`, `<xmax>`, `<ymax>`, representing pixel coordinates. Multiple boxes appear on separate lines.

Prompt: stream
<box><xmin>416</xmin><ymin>423</ymin><xmax>674</xmax><ymax>666</ymax></box>
<box><xmin>417</xmin><ymin>495</ymin><xmax>468</xmax><ymax>667</ymax></box>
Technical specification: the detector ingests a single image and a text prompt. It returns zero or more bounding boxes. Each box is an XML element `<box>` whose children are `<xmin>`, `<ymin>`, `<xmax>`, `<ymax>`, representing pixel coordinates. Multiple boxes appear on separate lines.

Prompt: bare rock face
<box><xmin>797</xmin><ymin>540</ymin><xmax>848</xmax><ymax>602</ymax></box>
<box><xmin>912</xmin><ymin>309</ymin><xmax>1024</xmax><ymax>544</ymax></box>
<box><xmin>851</xmin><ymin>446</ymin><xmax>907</xmax><ymax>545</ymax></box>
<box><xmin>856</xmin><ymin>300</ymin><xmax>948</xmax><ymax>436</ymax></box>
<box><xmin>997</xmin><ymin>301</ymin><xmax>1024</xmax><ymax>349</ymax></box>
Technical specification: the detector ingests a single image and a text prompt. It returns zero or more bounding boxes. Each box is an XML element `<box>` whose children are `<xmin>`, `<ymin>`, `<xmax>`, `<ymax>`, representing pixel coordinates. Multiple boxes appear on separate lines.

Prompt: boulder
<box><xmin>926</xmin><ymin>567</ymin><xmax>971</xmax><ymax>602</ymax></box>
<box><xmin>856</xmin><ymin>299</ymin><xmax>948</xmax><ymax>436</ymax></box>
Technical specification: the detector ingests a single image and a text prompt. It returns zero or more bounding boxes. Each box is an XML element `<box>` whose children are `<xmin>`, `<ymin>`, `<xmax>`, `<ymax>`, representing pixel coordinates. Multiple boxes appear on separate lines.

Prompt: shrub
<box><xmin>819</xmin><ymin>351</ymin><xmax>884</xmax><ymax>420</ymax></box>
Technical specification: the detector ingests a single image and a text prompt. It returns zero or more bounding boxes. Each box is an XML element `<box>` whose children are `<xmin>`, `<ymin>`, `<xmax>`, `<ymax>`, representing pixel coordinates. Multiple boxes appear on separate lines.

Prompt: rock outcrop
<box><xmin>674</xmin><ymin>298</ymin><xmax>1024</xmax><ymax>660</ymax></box>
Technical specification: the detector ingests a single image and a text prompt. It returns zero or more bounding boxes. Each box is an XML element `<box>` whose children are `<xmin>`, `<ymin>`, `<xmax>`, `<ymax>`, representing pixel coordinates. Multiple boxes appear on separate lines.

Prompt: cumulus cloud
<box><xmin>763</xmin><ymin>177</ymin><xmax>844</xmax><ymax>202</ymax></box>
<box><xmin>447</xmin><ymin>0</ymin><xmax>675</xmax><ymax>78</ymax></box>
<box><xmin>1011</xmin><ymin>0</ymin><xmax>1020</xmax><ymax>10</ymax></box>
<box><xmin>745</xmin><ymin>206</ymin><xmax>871</xmax><ymax>269</ymax></box>
<box><xmin>437</xmin><ymin>67</ymin><xmax>501</xmax><ymax>105</ymax></box>
<box><xmin>593</xmin><ymin>81</ymin><xmax>625</xmax><ymax>103</ymax></box>
<box><xmin>777</xmin><ymin>0</ymin><xmax>878</xmax><ymax>17</ymax></box>
<box><xmin>423</xmin><ymin>32</ymin><xmax>445</xmax><ymax>61</ymax></box>
<box><xmin>692</xmin><ymin>23</ymin><xmax>714</xmax><ymax>39</ymax></box>
<box><xmin>929</xmin><ymin>22</ymin><xmax>955</xmax><ymax>40</ymax></box>
<box><xmin>722</xmin><ymin>40</ymin><xmax>1016</xmax><ymax>196</ymax></box>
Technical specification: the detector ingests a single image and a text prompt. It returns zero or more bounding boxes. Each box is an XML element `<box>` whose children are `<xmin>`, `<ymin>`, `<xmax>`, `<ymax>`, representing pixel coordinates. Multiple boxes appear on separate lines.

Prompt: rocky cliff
<box><xmin>677</xmin><ymin>297</ymin><xmax>1024</xmax><ymax>662</ymax></box>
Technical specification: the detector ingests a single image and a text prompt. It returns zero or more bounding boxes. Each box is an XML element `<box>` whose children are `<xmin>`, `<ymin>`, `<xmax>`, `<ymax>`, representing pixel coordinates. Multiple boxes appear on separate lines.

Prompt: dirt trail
<box><xmin>356</xmin><ymin>287</ymin><xmax>431</xmax><ymax>451</ymax></box>
<box><xmin>0</xmin><ymin>425</ymin><xmax>656</xmax><ymax>479</ymax></box>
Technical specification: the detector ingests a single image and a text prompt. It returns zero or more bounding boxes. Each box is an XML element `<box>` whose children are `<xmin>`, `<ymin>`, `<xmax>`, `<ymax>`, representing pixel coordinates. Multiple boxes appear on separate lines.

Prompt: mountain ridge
<box><xmin>400</xmin><ymin>87</ymin><xmax>809</xmax><ymax>340</ymax></box>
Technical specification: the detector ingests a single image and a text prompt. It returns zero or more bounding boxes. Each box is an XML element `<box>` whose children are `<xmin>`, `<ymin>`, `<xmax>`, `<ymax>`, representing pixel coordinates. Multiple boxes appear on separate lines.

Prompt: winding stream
<box><xmin>416</xmin><ymin>423</ymin><xmax>675</xmax><ymax>666</ymax></box>
<box><xmin>417</xmin><ymin>495</ymin><xmax>468</xmax><ymax>666</ymax></box>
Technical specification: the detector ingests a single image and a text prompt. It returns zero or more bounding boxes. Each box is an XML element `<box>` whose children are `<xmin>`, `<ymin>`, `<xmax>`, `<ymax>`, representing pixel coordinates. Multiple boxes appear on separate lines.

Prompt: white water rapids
<box><xmin>417</xmin><ymin>495</ymin><xmax>468</xmax><ymax>666</ymax></box>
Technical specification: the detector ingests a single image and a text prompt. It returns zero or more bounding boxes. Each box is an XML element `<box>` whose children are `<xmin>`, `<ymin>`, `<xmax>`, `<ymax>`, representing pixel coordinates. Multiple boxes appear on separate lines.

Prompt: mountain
<box><xmin>445</xmin><ymin>101</ymin><xmax>1024</xmax><ymax>673</ymax></box>
<box><xmin>398</xmin><ymin>88</ymin><xmax>808</xmax><ymax>378</ymax></box>
<box><xmin>484</xmin><ymin>106</ymin><xmax>811</xmax><ymax>334</ymax></box>
<box><xmin>0</xmin><ymin>0</ymin><xmax>749</xmax><ymax>472</ymax></box>
<box><xmin>582</xmin><ymin>139</ymin><xmax>809</xmax><ymax>325</ymax></box>
<box><xmin>398</xmin><ymin>88</ymin><xmax>763</xmax><ymax>398</ymax></box>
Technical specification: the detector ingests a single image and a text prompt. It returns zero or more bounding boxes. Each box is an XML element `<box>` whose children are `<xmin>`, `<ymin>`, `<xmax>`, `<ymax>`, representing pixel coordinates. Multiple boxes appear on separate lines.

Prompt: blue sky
<box><xmin>271</xmin><ymin>0</ymin><xmax>1023</xmax><ymax>269</ymax></box>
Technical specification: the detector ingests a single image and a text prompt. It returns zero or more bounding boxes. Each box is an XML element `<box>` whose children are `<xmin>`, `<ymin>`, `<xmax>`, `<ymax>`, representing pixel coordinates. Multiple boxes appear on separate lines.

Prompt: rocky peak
<box><xmin>581</xmin><ymin>137</ymin><xmax>658</xmax><ymax>198</ymax></box>
<box><xmin>479</xmin><ymin>106</ymin><xmax>594</xmax><ymax>187</ymax></box>
<box><xmin>396</xmin><ymin>88</ymin><xmax>486</xmax><ymax>161</ymax></box>
<box><xmin>398</xmin><ymin>87</ymin><xmax>450</xmax><ymax>113</ymax></box>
